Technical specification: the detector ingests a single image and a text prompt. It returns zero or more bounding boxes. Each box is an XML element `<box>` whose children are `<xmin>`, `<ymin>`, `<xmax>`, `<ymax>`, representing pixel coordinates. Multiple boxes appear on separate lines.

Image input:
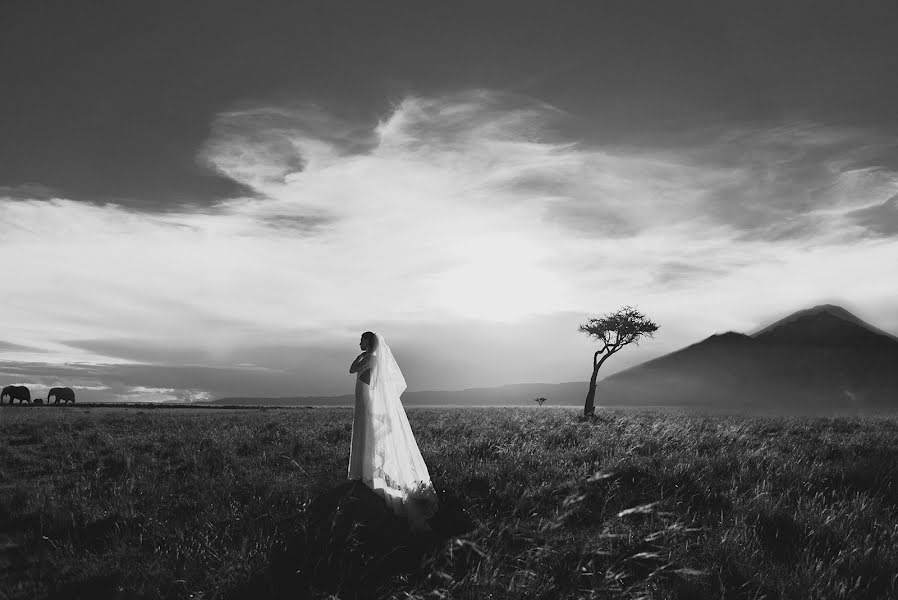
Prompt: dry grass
<box><xmin>1</xmin><ymin>406</ymin><xmax>897</xmax><ymax>599</ymax></box>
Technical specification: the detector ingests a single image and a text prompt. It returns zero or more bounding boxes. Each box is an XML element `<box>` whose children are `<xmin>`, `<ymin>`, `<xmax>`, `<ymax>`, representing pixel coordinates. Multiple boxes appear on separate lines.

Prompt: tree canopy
<box><xmin>578</xmin><ymin>306</ymin><xmax>659</xmax><ymax>357</ymax></box>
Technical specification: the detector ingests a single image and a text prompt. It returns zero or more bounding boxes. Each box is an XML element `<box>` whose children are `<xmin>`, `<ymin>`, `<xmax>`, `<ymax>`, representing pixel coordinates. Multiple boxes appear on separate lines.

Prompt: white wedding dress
<box><xmin>348</xmin><ymin>333</ymin><xmax>438</xmax><ymax>531</ymax></box>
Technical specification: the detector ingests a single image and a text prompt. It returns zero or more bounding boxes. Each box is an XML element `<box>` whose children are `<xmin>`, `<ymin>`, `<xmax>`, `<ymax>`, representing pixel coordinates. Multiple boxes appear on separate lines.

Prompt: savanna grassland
<box><xmin>1</xmin><ymin>406</ymin><xmax>897</xmax><ymax>600</ymax></box>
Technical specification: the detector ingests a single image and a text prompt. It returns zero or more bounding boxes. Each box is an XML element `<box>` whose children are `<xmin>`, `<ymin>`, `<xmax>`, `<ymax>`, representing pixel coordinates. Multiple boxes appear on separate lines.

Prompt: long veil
<box><xmin>366</xmin><ymin>333</ymin><xmax>438</xmax><ymax>530</ymax></box>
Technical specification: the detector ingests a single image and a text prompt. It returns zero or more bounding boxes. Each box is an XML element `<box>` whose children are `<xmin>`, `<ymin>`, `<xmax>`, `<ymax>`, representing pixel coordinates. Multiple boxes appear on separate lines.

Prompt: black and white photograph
<box><xmin>1</xmin><ymin>1</ymin><xmax>897</xmax><ymax>598</ymax></box>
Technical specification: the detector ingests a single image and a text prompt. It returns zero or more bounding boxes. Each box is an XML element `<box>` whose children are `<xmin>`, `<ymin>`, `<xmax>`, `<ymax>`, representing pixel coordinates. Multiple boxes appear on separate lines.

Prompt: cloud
<box><xmin>0</xmin><ymin>183</ymin><xmax>60</xmax><ymax>201</ymax></box>
<box><xmin>692</xmin><ymin>123</ymin><xmax>898</xmax><ymax>241</ymax></box>
<box><xmin>847</xmin><ymin>195</ymin><xmax>898</xmax><ymax>237</ymax></box>
<box><xmin>0</xmin><ymin>340</ymin><xmax>47</xmax><ymax>353</ymax></box>
<box><xmin>653</xmin><ymin>262</ymin><xmax>731</xmax><ymax>288</ymax></box>
<box><xmin>1</xmin><ymin>89</ymin><xmax>897</xmax><ymax>400</ymax></box>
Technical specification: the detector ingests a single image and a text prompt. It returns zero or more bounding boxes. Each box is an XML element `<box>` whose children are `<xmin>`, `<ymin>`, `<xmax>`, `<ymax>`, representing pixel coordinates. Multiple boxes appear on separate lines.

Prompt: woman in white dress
<box><xmin>348</xmin><ymin>331</ymin><xmax>438</xmax><ymax>531</ymax></box>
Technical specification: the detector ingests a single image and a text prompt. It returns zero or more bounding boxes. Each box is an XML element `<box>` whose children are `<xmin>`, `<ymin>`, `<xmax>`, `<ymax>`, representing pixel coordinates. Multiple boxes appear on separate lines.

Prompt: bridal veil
<box><xmin>365</xmin><ymin>333</ymin><xmax>438</xmax><ymax>530</ymax></box>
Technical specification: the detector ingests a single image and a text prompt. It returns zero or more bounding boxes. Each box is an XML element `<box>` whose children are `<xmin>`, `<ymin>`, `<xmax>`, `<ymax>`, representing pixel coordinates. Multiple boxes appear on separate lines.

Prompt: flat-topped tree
<box><xmin>579</xmin><ymin>306</ymin><xmax>658</xmax><ymax>417</ymax></box>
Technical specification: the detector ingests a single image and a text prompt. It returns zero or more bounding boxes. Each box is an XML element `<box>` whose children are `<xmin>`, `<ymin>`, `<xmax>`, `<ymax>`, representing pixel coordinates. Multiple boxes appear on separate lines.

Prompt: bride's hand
<box><xmin>349</xmin><ymin>351</ymin><xmax>369</xmax><ymax>373</ymax></box>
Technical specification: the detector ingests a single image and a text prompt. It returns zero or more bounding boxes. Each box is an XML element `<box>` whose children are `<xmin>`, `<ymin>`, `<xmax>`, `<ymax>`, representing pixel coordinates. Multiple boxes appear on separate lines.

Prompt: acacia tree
<box><xmin>579</xmin><ymin>306</ymin><xmax>658</xmax><ymax>417</ymax></box>
<box><xmin>533</xmin><ymin>397</ymin><xmax>548</xmax><ymax>407</ymax></box>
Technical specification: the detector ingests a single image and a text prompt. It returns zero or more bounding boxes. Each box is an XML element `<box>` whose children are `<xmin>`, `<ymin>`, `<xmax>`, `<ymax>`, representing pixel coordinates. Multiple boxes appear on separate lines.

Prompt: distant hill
<box><xmin>212</xmin><ymin>382</ymin><xmax>589</xmax><ymax>408</ymax></box>
<box><xmin>596</xmin><ymin>304</ymin><xmax>898</xmax><ymax>411</ymax></box>
<box><xmin>212</xmin><ymin>304</ymin><xmax>898</xmax><ymax>412</ymax></box>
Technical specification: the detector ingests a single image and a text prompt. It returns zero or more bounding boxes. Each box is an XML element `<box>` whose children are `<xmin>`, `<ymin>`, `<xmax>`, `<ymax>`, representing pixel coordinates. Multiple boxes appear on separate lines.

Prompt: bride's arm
<box><xmin>349</xmin><ymin>352</ymin><xmax>371</xmax><ymax>374</ymax></box>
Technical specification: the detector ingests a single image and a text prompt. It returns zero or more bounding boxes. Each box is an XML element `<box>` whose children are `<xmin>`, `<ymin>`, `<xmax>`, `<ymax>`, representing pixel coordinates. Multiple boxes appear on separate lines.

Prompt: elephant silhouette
<box><xmin>2</xmin><ymin>385</ymin><xmax>31</xmax><ymax>404</ymax></box>
<box><xmin>33</xmin><ymin>398</ymin><xmax>44</xmax><ymax>405</ymax></box>
<box><xmin>48</xmin><ymin>387</ymin><xmax>76</xmax><ymax>404</ymax></box>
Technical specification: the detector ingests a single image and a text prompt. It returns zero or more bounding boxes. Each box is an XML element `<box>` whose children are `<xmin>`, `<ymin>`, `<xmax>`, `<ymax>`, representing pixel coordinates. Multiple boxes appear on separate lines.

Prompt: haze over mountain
<box><xmin>213</xmin><ymin>304</ymin><xmax>898</xmax><ymax>413</ymax></box>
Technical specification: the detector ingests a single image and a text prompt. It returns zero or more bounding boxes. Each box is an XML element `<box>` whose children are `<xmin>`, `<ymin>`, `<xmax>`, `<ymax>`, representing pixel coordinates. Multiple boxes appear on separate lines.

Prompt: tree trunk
<box><xmin>583</xmin><ymin>365</ymin><xmax>600</xmax><ymax>417</ymax></box>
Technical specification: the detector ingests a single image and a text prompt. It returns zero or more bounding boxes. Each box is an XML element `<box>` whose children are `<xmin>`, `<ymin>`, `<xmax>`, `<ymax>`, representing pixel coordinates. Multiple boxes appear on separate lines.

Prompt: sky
<box><xmin>1</xmin><ymin>0</ymin><xmax>897</xmax><ymax>402</ymax></box>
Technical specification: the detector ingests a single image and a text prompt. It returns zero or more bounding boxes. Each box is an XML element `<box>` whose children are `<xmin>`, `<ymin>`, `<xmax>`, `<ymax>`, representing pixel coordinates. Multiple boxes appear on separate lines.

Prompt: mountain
<box><xmin>595</xmin><ymin>304</ymin><xmax>898</xmax><ymax>411</ymax></box>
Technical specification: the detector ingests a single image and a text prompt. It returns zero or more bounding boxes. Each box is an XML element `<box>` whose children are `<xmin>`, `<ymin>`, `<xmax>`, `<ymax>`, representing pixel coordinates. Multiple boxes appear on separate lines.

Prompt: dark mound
<box><xmin>234</xmin><ymin>480</ymin><xmax>475</xmax><ymax>600</ymax></box>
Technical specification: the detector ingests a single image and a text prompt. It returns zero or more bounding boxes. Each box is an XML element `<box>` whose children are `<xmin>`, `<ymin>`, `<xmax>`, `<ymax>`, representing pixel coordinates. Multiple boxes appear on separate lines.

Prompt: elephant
<box><xmin>1</xmin><ymin>385</ymin><xmax>31</xmax><ymax>404</ymax></box>
<box><xmin>48</xmin><ymin>387</ymin><xmax>76</xmax><ymax>404</ymax></box>
<box><xmin>33</xmin><ymin>398</ymin><xmax>44</xmax><ymax>405</ymax></box>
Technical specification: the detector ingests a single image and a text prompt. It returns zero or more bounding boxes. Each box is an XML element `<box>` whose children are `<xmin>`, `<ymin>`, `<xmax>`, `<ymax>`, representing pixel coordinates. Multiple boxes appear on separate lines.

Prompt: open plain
<box><xmin>1</xmin><ymin>406</ymin><xmax>897</xmax><ymax>599</ymax></box>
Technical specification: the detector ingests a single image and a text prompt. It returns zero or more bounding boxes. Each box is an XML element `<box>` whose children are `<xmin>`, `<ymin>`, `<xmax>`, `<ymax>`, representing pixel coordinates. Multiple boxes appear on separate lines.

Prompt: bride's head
<box><xmin>360</xmin><ymin>331</ymin><xmax>377</xmax><ymax>352</ymax></box>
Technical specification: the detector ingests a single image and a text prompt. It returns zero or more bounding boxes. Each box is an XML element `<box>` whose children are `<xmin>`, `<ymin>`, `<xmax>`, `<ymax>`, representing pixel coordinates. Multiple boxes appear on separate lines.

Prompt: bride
<box><xmin>348</xmin><ymin>331</ymin><xmax>438</xmax><ymax>531</ymax></box>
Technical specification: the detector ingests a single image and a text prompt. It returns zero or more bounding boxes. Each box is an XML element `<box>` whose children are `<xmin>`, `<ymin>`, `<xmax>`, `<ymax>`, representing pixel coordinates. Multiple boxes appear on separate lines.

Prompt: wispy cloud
<box><xmin>691</xmin><ymin>123</ymin><xmax>898</xmax><ymax>241</ymax></box>
<box><xmin>1</xmin><ymin>89</ymin><xmax>896</xmax><ymax>400</ymax></box>
<box><xmin>847</xmin><ymin>195</ymin><xmax>898</xmax><ymax>237</ymax></box>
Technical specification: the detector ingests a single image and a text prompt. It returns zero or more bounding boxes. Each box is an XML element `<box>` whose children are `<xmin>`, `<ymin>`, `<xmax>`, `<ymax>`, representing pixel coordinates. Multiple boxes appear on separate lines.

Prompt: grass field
<box><xmin>1</xmin><ymin>406</ymin><xmax>897</xmax><ymax>599</ymax></box>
